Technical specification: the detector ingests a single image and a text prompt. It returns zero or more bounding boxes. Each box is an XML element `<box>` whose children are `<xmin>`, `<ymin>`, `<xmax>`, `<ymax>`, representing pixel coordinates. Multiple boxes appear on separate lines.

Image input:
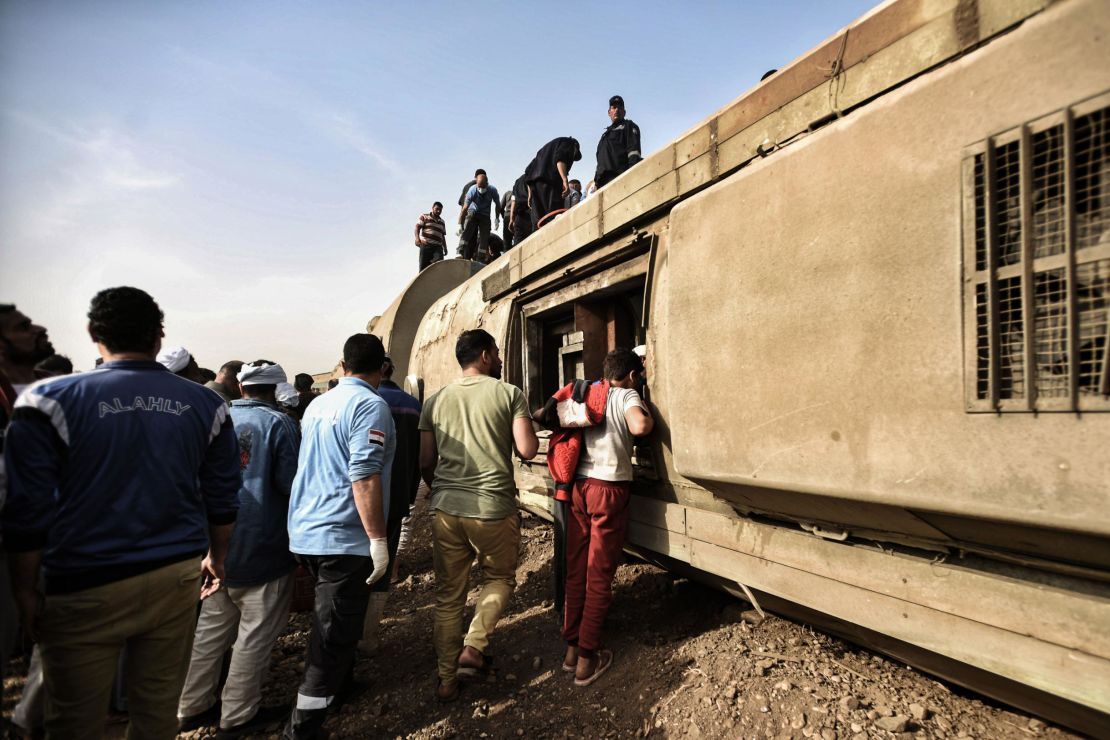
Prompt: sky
<box><xmin>0</xmin><ymin>0</ymin><xmax>876</xmax><ymax>374</ymax></box>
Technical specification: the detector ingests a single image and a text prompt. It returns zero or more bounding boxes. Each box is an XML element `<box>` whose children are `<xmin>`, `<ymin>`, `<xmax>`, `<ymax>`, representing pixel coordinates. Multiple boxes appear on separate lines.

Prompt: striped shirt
<box><xmin>417</xmin><ymin>212</ymin><xmax>447</xmax><ymax>248</ymax></box>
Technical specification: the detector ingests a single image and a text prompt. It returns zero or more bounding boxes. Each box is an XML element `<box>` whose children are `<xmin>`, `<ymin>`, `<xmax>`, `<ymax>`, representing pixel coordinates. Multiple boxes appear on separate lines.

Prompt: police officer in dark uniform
<box><xmin>594</xmin><ymin>95</ymin><xmax>642</xmax><ymax>188</ymax></box>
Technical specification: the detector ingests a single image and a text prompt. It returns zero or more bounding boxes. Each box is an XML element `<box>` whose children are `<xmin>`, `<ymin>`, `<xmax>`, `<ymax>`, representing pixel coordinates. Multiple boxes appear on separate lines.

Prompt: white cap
<box><xmin>157</xmin><ymin>345</ymin><xmax>191</xmax><ymax>373</ymax></box>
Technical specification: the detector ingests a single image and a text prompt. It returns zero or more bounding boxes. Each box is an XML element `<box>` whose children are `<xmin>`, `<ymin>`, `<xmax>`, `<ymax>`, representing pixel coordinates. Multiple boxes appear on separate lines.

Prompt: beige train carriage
<box><xmin>369</xmin><ymin>0</ymin><xmax>1110</xmax><ymax>732</ymax></box>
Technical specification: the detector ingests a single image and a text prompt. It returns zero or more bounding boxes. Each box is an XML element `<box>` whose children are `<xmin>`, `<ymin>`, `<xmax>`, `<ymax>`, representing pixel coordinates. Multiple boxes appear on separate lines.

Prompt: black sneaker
<box><xmin>178</xmin><ymin>703</ymin><xmax>221</xmax><ymax>732</ymax></box>
<box><xmin>214</xmin><ymin>705</ymin><xmax>289</xmax><ymax>739</ymax></box>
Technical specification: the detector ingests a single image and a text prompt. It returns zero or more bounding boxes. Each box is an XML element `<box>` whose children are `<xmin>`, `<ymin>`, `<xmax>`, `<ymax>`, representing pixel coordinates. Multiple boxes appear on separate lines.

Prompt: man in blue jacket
<box><xmin>178</xmin><ymin>360</ymin><xmax>301</xmax><ymax>738</ymax></box>
<box><xmin>2</xmin><ymin>286</ymin><xmax>240</xmax><ymax>740</ymax></box>
<box><xmin>285</xmin><ymin>333</ymin><xmax>395</xmax><ymax>740</ymax></box>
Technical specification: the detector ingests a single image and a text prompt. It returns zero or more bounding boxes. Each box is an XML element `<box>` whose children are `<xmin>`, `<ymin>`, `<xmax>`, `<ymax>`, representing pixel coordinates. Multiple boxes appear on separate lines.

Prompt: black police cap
<box><xmin>609</xmin><ymin>95</ymin><xmax>624</xmax><ymax>108</ymax></box>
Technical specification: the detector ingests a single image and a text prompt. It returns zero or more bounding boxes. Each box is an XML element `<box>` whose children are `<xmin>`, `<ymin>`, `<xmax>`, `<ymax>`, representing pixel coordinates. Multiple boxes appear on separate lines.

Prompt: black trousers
<box><xmin>552</xmin><ymin>498</ymin><xmax>569</xmax><ymax>624</ymax></box>
<box><xmin>512</xmin><ymin>212</ymin><xmax>534</xmax><ymax>247</ymax></box>
<box><xmin>285</xmin><ymin>554</ymin><xmax>372</xmax><ymax>740</ymax></box>
<box><xmin>459</xmin><ymin>213</ymin><xmax>490</xmax><ymax>260</ymax></box>
<box><xmin>419</xmin><ymin>244</ymin><xmax>444</xmax><ymax>271</ymax></box>
<box><xmin>530</xmin><ymin>179</ymin><xmax>564</xmax><ymax>227</ymax></box>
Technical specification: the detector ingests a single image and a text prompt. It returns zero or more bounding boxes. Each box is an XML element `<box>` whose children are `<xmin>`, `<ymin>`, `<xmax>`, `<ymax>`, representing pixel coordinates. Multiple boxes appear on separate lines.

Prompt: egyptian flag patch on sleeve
<box><xmin>368</xmin><ymin>429</ymin><xmax>386</xmax><ymax>446</ymax></box>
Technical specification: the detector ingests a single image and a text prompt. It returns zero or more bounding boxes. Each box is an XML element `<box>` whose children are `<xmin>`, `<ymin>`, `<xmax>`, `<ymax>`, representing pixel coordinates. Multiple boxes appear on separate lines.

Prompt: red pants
<box><xmin>561</xmin><ymin>478</ymin><xmax>630</xmax><ymax>654</ymax></box>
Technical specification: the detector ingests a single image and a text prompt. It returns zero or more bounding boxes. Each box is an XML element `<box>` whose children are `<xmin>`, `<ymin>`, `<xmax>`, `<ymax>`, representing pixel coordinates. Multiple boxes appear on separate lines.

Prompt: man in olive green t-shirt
<box><xmin>418</xmin><ymin>329</ymin><xmax>538</xmax><ymax>701</ymax></box>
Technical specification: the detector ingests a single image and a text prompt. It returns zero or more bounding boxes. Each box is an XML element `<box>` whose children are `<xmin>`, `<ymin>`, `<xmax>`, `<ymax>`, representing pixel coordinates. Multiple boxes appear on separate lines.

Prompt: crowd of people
<box><xmin>0</xmin><ymin>286</ymin><xmax>653</xmax><ymax>740</ymax></box>
<box><xmin>414</xmin><ymin>95</ymin><xmax>642</xmax><ymax>270</ymax></box>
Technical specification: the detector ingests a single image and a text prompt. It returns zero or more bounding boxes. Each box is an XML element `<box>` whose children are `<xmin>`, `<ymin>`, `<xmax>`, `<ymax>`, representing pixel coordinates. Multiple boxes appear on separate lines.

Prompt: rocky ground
<box><xmin>2</xmin><ymin>509</ymin><xmax>1083</xmax><ymax>739</ymax></box>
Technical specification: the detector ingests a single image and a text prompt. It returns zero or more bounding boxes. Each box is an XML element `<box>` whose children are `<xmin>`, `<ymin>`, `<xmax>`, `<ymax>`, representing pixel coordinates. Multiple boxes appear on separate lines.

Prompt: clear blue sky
<box><xmin>0</xmin><ymin>0</ymin><xmax>876</xmax><ymax>374</ymax></box>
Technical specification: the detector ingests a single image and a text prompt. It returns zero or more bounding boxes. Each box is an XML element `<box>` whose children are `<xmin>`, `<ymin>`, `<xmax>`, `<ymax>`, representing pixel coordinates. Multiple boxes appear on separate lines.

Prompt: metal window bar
<box><xmin>1064</xmin><ymin>110</ymin><xmax>1080</xmax><ymax>409</ymax></box>
<box><xmin>985</xmin><ymin>142</ymin><xmax>1002</xmax><ymax>409</ymax></box>
<box><xmin>965</xmin><ymin>94</ymin><xmax>1110</xmax><ymax>413</ymax></box>
<box><xmin>1019</xmin><ymin>126</ymin><xmax>1037</xmax><ymax>411</ymax></box>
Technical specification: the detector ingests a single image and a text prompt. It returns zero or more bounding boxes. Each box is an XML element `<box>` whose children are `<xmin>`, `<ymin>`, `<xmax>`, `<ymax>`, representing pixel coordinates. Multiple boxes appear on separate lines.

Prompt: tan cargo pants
<box><xmin>38</xmin><ymin>558</ymin><xmax>201</xmax><ymax>740</ymax></box>
<box><xmin>432</xmin><ymin>511</ymin><xmax>519</xmax><ymax>681</ymax></box>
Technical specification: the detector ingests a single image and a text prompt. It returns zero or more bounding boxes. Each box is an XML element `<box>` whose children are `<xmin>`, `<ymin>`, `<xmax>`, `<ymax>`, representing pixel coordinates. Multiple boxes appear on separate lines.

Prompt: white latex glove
<box><xmin>366</xmin><ymin>537</ymin><xmax>390</xmax><ymax>585</ymax></box>
<box><xmin>455</xmin><ymin>224</ymin><xmax>463</xmax><ymax>237</ymax></box>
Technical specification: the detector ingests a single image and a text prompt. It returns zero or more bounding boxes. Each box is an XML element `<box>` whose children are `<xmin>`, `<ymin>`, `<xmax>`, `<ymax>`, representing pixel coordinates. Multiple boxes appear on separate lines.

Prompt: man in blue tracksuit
<box><xmin>2</xmin><ymin>286</ymin><xmax>240</xmax><ymax>740</ymax></box>
<box><xmin>284</xmin><ymin>334</ymin><xmax>395</xmax><ymax>740</ymax></box>
<box><xmin>178</xmin><ymin>360</ymin><xmax>301</xmax><ymax>738</ymax></box>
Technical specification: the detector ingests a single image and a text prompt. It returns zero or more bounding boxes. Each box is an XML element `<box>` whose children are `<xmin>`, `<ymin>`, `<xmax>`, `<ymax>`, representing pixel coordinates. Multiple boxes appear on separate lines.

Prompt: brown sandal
<box><xmin>574</xmin><ymin>649</ymin><xmax>613</xmax><ymax>687</ymax></box>
<box><xmin>435</xmin><ymin>678</ymin><xmax>460</xmax><ymax>703</ymax></box>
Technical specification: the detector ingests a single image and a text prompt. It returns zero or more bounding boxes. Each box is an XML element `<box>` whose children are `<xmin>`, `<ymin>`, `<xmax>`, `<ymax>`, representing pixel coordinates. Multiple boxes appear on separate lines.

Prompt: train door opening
<box><xmin>523</xmin><ymin>280</ymin><xmax>646</xmax><ymax>407</ymax></box>
<box><xmin>512</xmin><ymin>263</ymin><xmax>656</xmax><ymax>480</ymax></box>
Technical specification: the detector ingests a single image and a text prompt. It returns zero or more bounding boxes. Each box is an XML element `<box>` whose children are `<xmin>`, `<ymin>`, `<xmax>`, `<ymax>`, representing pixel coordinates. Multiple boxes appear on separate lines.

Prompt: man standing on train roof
<box><xmin>178</xmin><ymin>360</ymin><xmax>300</xmax><ymax>737</ymax></box>
<box><xmin>565</xmin><ymin>179</ymin><xmax>583</xmax><ymax>209</ymax></box>
<box><xmin>509</xmin><ymin>173</ymin><xmax>534</xmax><ymax>245</ymax></box>
<box><xmin>359</xmin><ymin>354</ymin><xmax>422</xmax><ymax>655</ymax></box>
<box><xmin>418</xmin><ymin>329</ymin><xmax>538</xmax><ymax>702</ymax></box>
<box><xmin>499</xmin><ymin>188</ymin><xmax>514</xmax><ymax>252</ymax></box>
<box><xmin>284</xmin><ymin>333</ymin><xmax>395</xmax><ymax>740</ymax></box>
<box><xmin>524</xmin><ymin>136</ymin><xmax>581</xmax><ymax>229</ymax></box>
<box><xmin>456</xmin><ymin>169</ymin><xmax>503</xmax><ymax>261</ymax></box>
<box><xmin>2</xmin><ymin>286</ymin><xmax>241</xmax><ymax>739</ymax></box>
<box><xmin>415</xmin><ymin>201</ymin><xmax>448</xmax><ymax>272</ymax></box>
<box><xmin>562</xmin><ymin>348</ymin><xmax>653</xmax><ymax>686</ymax></box>
<box><xmin>594</xmin><ymin>95</ymin><xmax>642</xmax><ymax>189</ymax></box>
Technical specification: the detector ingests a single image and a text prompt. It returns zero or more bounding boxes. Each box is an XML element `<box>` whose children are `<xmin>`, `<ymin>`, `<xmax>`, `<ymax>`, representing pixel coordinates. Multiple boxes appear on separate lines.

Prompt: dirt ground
<box><xmin>2</xmin><ymin>508</ymin><xmax>1083</xmax><ymax>740</ymax></box>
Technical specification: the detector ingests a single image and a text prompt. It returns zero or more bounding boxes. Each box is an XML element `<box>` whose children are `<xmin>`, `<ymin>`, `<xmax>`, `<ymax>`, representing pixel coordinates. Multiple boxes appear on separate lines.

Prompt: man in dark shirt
<box><xmin>359</xmin><ymin>355</ymin><xmax>422</xmax><ymax>655</ymax></box>
<box><xmin>594</xmin><ymin>95</ymin><xmax>642</xmax><ymax>188</ymax></box>
<box><xmin>292</xmin><ymin>373</ymin><xmax>317</xmax><ymax>421</ymax></box>
<box><xmin>524</xmin><ymin>137</ymin><xmax>582</xmax><ymax>228</ymax></box>
<box><xmin>509</xmin><ymin>174</ymin><xmax>534</xmax><ymax>246</ymax></box>
<box><xmin>3</xmin><ymin>286</ymin><xmax>240</xmax><ymax>739</ymax></box>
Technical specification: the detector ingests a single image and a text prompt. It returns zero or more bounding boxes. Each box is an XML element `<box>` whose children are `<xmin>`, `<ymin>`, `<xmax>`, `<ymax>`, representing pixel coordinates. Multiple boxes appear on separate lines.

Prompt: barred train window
<box><xmin>963</xmin><ymin>93</ymin><xmax>1110</xmax><ymax>412</ymax></box>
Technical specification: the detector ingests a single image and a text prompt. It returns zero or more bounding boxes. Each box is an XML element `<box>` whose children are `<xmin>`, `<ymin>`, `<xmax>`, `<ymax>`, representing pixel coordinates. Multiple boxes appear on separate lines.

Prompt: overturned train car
<box><xmin>371</xmin><ymin>0</ymin><xmax>1110</xmax><ymax>733</ymax></box>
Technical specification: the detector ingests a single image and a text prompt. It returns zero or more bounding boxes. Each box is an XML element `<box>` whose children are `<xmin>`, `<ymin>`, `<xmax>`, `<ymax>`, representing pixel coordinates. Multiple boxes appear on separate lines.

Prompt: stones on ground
<box><xmin>875</xmin><ymin>715</ymin><xmax>910</xmax><ymax>733</ymax></box>
<box><xmin>820</xmin><ymin>728</ymin><xmax>836</xmax><ymax>740</ymax></box>
<box><xmin>505</xmin><ymin>673</ymin><xmax>517</xmax><ymax>682</ymax></box>
<box><xmin>790</xmin><ymin>714</ymin><xmax>807</xmax><ymax>730</ymax></box>
<box><xmin>722</xmin><ymin>685</ymin><xmax>737</xmax><ymax>700</ymax></box>
<box><xmin>909</xmin><ymin>702</ymin><xmax>930</xmax><ymax>721</ymax></box>
<box><xmin>839</xmin><ymin>695</ymin><xmax>859</xmax><ymax>711</ymax></box>
<box><xmin>532</xmin><ymin>656</ymin><xmax>542</xmax><ymax>670</ymax></box>
<box><xmin>741</xmin><ymin>609</ymin><xmax>764</xmax><ymax>626</ymax></box>
<box><xmin>773</xmin><ymin>679</ymin><xmax>792</xmax><ymax>692</ymax></box>
<box><xmin>1028</xmin><ymin>718</ymin><xmax>1046</xmax><ymax>731</ymax></box>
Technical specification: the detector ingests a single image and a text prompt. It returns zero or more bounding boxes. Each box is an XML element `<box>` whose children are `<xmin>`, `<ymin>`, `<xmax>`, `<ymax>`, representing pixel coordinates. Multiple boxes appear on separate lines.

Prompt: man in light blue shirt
<box><xmin>284</xmin><ymin>334</ymin><xmax>395</xmax><ymax>740</ymax></box>
<box><xmin>456</xmin><ymin>168</ymin><xmax>504</xmax><ymax>261</ymax></box>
